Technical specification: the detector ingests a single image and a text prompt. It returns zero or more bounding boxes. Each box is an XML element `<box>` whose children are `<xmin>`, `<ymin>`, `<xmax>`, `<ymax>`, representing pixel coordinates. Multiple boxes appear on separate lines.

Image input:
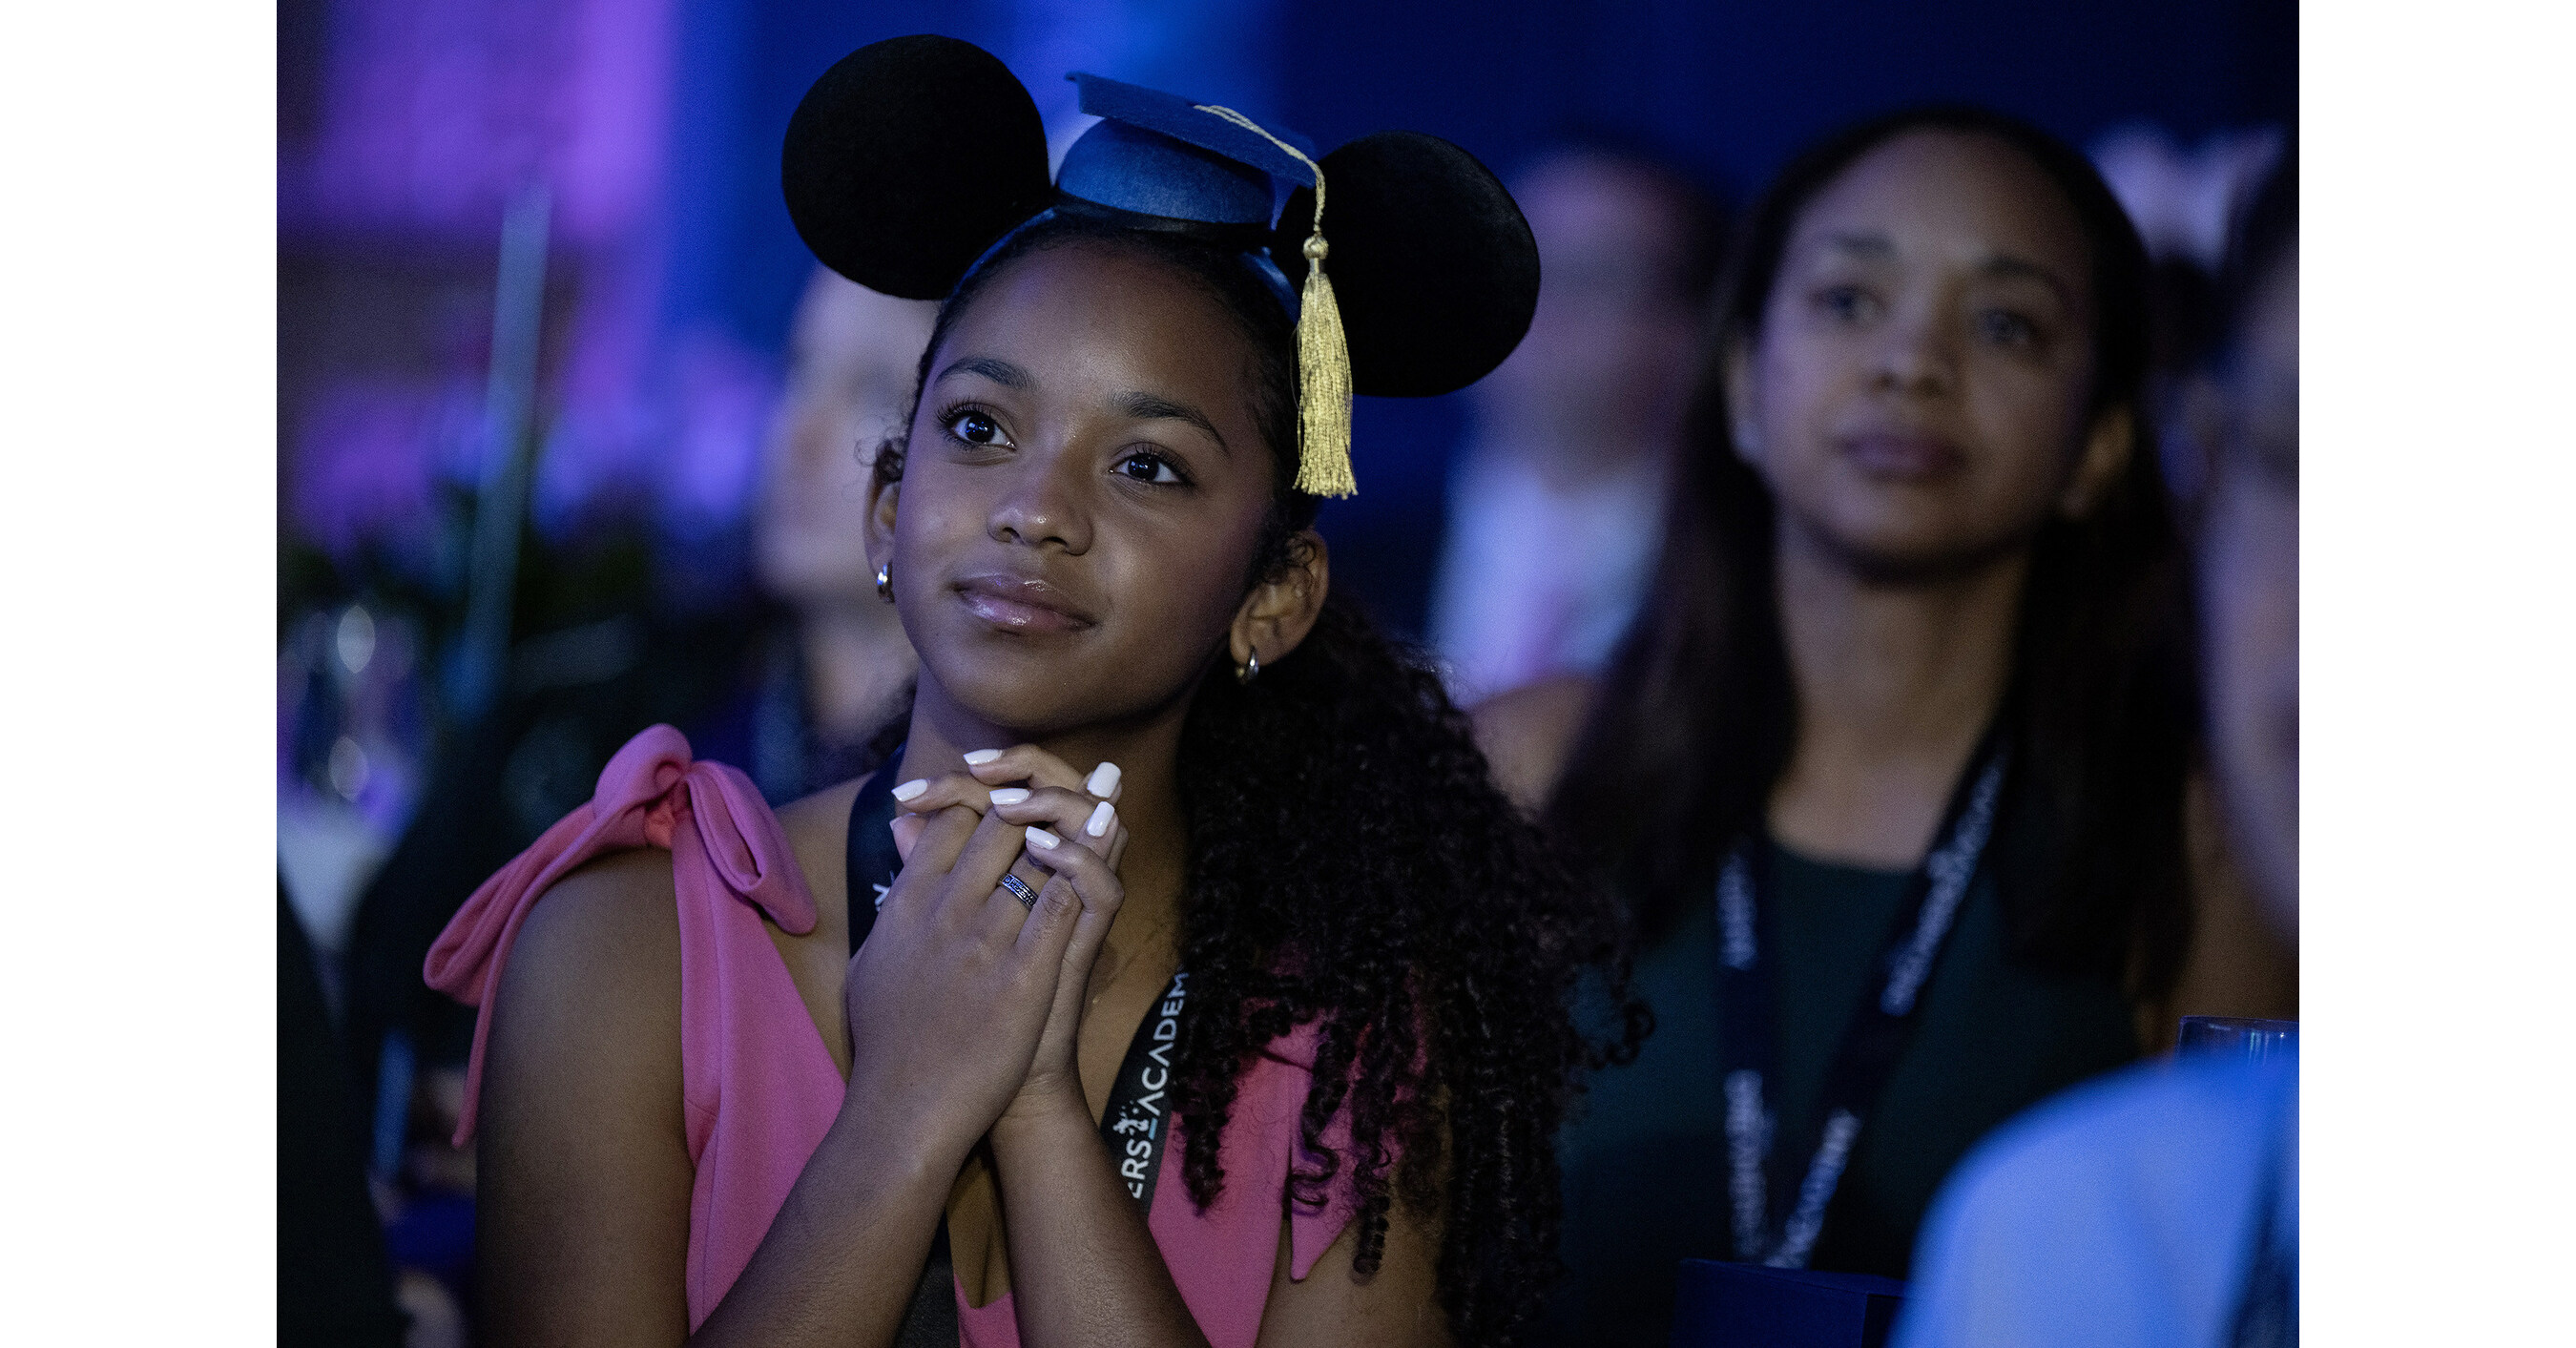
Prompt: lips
<box><xmin>1840</xmin><ymin>431</ymin><xmax>1967</xmax><ymax>481</ymax></box>
<box><xmin>952</xmin><ymin>571</ymin><xmax>1098</xmax><ymax>634</ymax></box>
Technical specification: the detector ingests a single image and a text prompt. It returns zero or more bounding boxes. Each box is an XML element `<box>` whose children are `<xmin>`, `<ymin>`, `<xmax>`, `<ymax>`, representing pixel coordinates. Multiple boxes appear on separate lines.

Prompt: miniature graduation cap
<box><xmin>781</xmin><ymin>34</ymin><xmax>1540</xmax><ymax>498</ymax></box>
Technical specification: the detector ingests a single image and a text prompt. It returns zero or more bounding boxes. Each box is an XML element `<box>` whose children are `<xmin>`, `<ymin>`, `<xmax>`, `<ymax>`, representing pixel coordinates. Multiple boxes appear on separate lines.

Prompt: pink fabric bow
<box><xmin>423</xmin><ymin>724</ymin><xmax>812</xmax><ymax>1144</ymax></box>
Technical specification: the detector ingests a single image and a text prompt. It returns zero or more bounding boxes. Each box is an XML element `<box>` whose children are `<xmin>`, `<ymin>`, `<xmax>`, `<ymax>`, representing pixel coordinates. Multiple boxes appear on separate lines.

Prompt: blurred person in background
<box><xmin>693</xmin><ymin>265</ymin><xmax>932</xmax><ymax>798</ymax></box>
<box><xmin>1478</xmin><ymin>106</ymin><xmax>2287</xmax><ymax>1343</ymax></box>
<box><xmin>1427</xmin><ymin>143</ymin><xmax>1722</xmax><ymax>702</ymax></box>
<box><xmin>1895</xmin><ymin>149</ymin><xmax>2298</xmax><ymax>1348</ymax></box>
<box><xmin>2091</xmin><ymin>123</ymin><xmax>2284</xmax><ymax>513</ymax></box>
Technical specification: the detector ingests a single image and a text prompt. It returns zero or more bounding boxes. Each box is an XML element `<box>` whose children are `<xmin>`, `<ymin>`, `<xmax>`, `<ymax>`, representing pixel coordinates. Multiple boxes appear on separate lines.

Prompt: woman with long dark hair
<box><xmin>1479</xmin><ymin>107</ymin><xmax>2277</xmax><ymax>1342</ymax></box>
<box><xmin>426</xmin><ymin>36</ymin><xmax>1627</xmax><ymax>1348</ymax></box>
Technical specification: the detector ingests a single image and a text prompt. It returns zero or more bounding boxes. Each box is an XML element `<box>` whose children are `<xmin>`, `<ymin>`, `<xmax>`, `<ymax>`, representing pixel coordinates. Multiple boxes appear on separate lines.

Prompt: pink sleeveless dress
<box><xmin>426</xmin><ymin>726</ymin><xmax>1364</xmax><ymax>1346</ymax></box>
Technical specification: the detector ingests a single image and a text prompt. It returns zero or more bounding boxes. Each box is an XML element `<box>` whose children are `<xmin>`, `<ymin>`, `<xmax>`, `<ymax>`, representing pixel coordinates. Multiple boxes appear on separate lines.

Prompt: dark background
<box><xmin>659</xmin><ymin>0</ymin><xmax>2293</xmax><ymax>575</ymax></box>
<box><xmin>280</xmin><ymin>0</ymin><xmax>2294</xmax><ymax>623</ymax></box>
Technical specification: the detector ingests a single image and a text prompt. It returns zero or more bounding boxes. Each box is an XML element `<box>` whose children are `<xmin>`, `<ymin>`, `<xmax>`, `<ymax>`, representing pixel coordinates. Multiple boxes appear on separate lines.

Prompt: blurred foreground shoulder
<box><xmin>1893</xmin><ymin>1059</ymin><xmax>2290</xmax><ymax>1348</ymax></box>
<box><xmin>1470</xmin><ymin>674</ymin><xmax>1597</xmax><ymax>815</ymax></box>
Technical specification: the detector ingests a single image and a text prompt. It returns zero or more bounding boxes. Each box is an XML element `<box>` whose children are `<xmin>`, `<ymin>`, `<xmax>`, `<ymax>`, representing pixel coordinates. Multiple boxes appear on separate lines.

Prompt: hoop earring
<box><xmin>1235</xmin><ymin>645</ymin><xmax>1261</xmax><ymax>685</ymax></box>
<box><xmin>874</xmin><ymin>562</ymin><xmax>894</xmax><ymax>603</ymax></box>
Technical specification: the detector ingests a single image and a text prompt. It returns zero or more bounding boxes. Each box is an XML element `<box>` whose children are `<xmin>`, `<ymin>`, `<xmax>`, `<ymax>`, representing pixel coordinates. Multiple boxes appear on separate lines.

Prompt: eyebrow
<box><xmin>1820</xmin><ymin>231</ymin><xmax>1896</xmax><ymax>259</ymax></box>
<box><xmin>931</xmin><ymin>356</ymin><xmax>1032</xmax><ymax>390</ymax></box>
<box><xmin>1818</xmin><ymin>232</ymin><xmax>2075</xmax><ymax>302</ymax></box>
<box><xmin>1111</xmin><ymin>390</ymin><xmax>1230</xmax><ymax>453</ymax></box>
<box><xmin>1977</xmin><ymin>255</ymin><xmax>2075</xmax><ymax>302</ymax></box>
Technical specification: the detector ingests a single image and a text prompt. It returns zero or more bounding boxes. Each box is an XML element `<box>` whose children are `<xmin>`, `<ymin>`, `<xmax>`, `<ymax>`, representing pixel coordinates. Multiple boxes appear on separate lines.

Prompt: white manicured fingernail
<box><xmin>891</xmin><ymin>778</ymin><xmax>928</xmax><ymax>802</ymax></box>
<box><xmin>964</xmin><ymin>748</ymin><xmax>1004</xmax><ymax>765</ymax></box>
<box><xmin>1025</xmin><ymin>826</ymin><xmax>1061</xmax><ymax>850</ymax></box>
<box><xmin>1085</xmin><ymin>761</ymin><xmax>1122</xmax><ymax>797</ymax></box>
<box><xmin>1085</xmin><ymin>800</ymin><xmax>1115</xmax><ymax>838</ymax></box>
<box><xmin>988</xmin><ymin>787</ymin><xmax>1030</xmax><ymax>805</ymax></box>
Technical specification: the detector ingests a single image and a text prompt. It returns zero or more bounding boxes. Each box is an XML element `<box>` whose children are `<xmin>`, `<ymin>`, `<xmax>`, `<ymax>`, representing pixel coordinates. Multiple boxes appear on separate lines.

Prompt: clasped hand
<box><xmin>838</xmin><ymin>744</ymin><xmax>1131</xmax><ymax>1155</ymax></box>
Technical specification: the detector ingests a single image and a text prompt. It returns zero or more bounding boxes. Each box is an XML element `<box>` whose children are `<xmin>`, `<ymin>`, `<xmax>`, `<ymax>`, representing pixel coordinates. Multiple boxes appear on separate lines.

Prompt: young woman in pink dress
<box><xmin>426</xmin><ymin>35</ymin><xmax>1631</xmax><ymax>1348</ymax></box>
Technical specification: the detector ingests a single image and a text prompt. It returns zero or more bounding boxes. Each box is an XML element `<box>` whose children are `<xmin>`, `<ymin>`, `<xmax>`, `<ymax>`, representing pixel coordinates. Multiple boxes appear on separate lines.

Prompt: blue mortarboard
<box><xmin>782</xmin><ymin>35</ymin><xmax>1539</xmax><ymax>498</ymax></box>
<box><xmin>1057</xmin><ymin>73</ymin><xmax>1316</xmax><ymax>237</ymax></box>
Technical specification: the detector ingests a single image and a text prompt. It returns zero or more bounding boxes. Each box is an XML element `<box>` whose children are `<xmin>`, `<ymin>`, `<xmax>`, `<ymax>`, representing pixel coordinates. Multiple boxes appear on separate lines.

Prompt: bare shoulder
<box><xmin>480</xmin><ymin>847</ymin><xmax>688</xmax><ymax>1123</ymax></box>
<box><xmin>1469</xmin><ymin>674</ymin><xmax>1598</xmax><ymax>815</ymax></box>
<box><xmin>481</xmin><ymin>853</ymin><xmax>695</xmax><ymax>1344</ymax></box>
<box><xmin>507</xmin><ymin>848</ymin><xmax>682</xmax><ymax>1002</ymax></box>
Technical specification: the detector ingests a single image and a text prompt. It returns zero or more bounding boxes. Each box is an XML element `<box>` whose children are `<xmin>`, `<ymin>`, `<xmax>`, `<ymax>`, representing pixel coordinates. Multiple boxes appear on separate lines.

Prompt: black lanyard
<box><xmin>1714</xmin><ymin>731</ymin><xmax>2009</xmax><ymax>1269</ymax></box>
<box><xmin>848</xmin><ymin>757</ymin><xmax>1182</xmax><ymax>1212</ymax></box>
<box><xmin>1098</xmin><ymin>971</ymin><xmax>1188</xmax><ymax>1211</ymax></box>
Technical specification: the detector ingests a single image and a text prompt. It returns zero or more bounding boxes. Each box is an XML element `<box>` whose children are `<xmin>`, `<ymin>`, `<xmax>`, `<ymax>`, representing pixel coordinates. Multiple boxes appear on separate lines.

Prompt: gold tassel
<box><xmin>1290</xmin><ymin>232</ymin><xmax>1356</xmax><ymax>497</ymax></box>
<box><xmin>1195</xmin><ymin>105</ymin><xmax>1359</xmax><ymax>498</ymax></box>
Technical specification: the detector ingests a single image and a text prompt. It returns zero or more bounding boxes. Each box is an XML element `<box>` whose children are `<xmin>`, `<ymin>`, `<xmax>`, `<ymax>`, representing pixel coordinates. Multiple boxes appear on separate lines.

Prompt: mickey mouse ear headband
<box><xmin>781</xmin><ymin>34</ymin><xmax>1540</xmax><ymax>498</ymax></box>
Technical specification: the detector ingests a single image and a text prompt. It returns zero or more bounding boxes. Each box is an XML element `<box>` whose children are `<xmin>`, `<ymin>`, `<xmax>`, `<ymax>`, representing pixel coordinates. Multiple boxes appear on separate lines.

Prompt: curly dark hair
<box><xmin>871</xmin><ymin>214</ymin><xmax>1641</xmax><ymax>1345</ymax></box>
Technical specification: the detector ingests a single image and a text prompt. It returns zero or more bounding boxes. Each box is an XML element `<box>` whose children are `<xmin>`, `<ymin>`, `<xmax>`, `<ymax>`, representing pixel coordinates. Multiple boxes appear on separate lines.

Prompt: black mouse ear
<box><xmin>782</xmin><ymin>35</ymin><xmax>1053</xmax><ymax>301</ymax></box>
<box><xmin>1273</xmin><ymin>132</ymin><xmax>1541</xmax><ymax>398</ymax></box>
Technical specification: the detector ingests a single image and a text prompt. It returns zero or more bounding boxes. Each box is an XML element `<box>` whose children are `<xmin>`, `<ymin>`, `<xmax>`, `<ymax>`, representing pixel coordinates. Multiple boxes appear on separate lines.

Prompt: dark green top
<box><xmin>1536</xmin><ymin>846</ymin><xmax>2139</xmax><ymax>1346</ymax></box>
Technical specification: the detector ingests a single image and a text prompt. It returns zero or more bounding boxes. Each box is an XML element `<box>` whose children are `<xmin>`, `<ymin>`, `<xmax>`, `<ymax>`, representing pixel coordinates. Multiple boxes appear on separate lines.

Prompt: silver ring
<box><xmin>998</xmin><ymin>873</ymin><xmax>1038</xmax><ymax>908</ymax></box>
